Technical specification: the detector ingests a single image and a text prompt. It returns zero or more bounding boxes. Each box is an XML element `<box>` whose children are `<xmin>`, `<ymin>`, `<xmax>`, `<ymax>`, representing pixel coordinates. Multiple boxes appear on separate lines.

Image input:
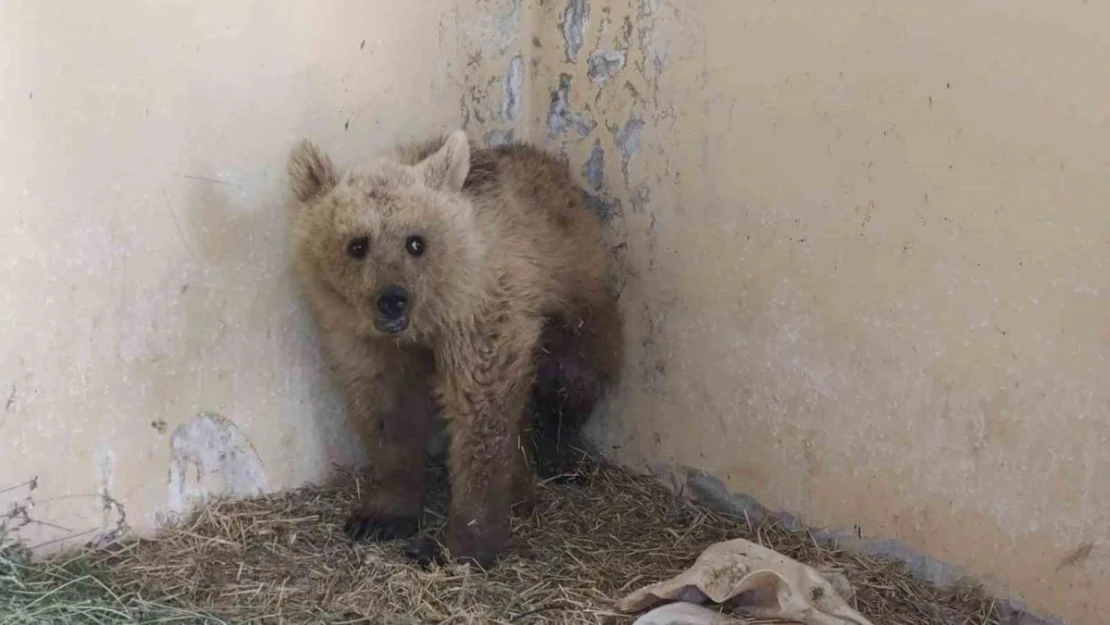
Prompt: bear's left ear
<box><xmin>420</xmin><ymin>130</ymin><xmax>470</xmax><ymax>192</ymax></box>
<box><xmin>288</xmin><ymin>139</ymin><xmax>337</xmax><ymax>203</ymax></box>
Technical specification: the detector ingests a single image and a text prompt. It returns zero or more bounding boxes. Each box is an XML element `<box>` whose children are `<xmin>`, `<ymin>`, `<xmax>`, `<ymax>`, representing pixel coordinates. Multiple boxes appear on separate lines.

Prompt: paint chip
<box><xmin>615</xmin><ymin>113</ymin><xmax>644</xmax><ymax>159</ymax></box>
<box><xmin>560</xmin><ymin>0</ymin><xmax>590</xmax><ymax>62</ymax></box>
<box><xmin>503</xmin><ymin>54</ymin><xmax>524</xmax><ymax>122</ymax></box>
<box><xmin>548</xmin><ymin>74</ymin><xmax>597</xmax><ymax>138</ymax></box>
<box><xmin>582</xmin><ymin>139</ymin><xmax>605</xmax><ymax>189</ymax></box>
<box><xmin>587</xmin><ymin>49</ymin><xmax>626</xmax><ymax>86</ymax></box>
<box><xmin>167</xmin><ymin>412</ymin><xmax>268</xmax><ymax>514</ymax></box>
<box><xmin>613</xmin><ymin>113</ymin><xmax>645</xmax><ymax>178</ymax></box>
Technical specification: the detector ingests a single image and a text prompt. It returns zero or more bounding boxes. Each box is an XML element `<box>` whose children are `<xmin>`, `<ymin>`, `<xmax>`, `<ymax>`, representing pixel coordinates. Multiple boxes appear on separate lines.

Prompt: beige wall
<box><xmin>0</xmin><ymin>0</ymin><xmax>526</xmax><ymax>551</ymax></box>
<box><xmin>530</xmin><ymin>1</ymin><xmax>1108</xmax><ymax>624</ymax></box>
<box><xmin>3</xmin><ymin>1</ymin><xmax>1107</xmax><ymax>624</ymax></box>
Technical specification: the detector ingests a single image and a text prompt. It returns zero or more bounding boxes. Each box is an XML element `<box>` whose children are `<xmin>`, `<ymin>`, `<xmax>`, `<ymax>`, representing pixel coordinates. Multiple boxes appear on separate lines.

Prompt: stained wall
<box><xmin>529</xmin><ymin>2</ymin><xmax>1110</xmax><ymax>624</ymax></box>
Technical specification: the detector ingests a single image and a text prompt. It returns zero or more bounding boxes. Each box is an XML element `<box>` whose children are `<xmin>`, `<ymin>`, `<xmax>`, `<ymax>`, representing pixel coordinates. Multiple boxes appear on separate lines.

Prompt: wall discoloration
<box><xmin>502</xmin><ymin>54</ymin><xmax>525</xmax><ymax>121</ymax></box>
<box><xmin>582</xmin><ymin>139</ymin><xmax>605</xmax><ymax>189</ymax></box>
<box><xmin>580</xmin><ymin>136</ymin><xmax>620</xmax><ymax>223</ymax></box>
<box><xmin>612</xmin><ymin>112</ymin><xmax>644</xmax><ymax>179</ymax></box>
<box><xmin>583</xmin><ymin>193</ymin><xmax>619</xmax><ymax>224</ymax></box>
<box><xmin>447</xmin><ymin>0</ymin><xmax>531</xmax><ymax>159</ymax></box>
<box><xmin>167</xmin><ymin>412</ymin><xmax>268</xmax><ymax>515</ymax></box>
<box><xmin>560</xmin><ymin>0</ymin><xmax>590</xmax><ymax>63</ymax></box>
<box><xmin>586</xmin><ymin>49</ymin><xmax>625</xmax><ymax>87</ymax></box>
<box><xmin>547</xmin><ymin>73</ymin><xmax>596</xmax><ymax>138</ymax></box>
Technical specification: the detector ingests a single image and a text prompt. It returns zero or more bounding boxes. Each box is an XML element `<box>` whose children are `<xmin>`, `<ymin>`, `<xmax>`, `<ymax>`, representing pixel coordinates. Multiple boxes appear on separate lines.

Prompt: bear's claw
<box><xmin>344</xmin><ymin>512</ymin><xmax>419</xmax><ymax>542</ymax></box>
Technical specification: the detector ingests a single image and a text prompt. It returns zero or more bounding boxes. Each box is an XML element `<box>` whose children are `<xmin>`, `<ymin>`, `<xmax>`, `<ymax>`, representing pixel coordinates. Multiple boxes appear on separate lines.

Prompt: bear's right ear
<box><xmin>287</xmin><ymin>139</ymin><xmax>337</xmax><ymax>203</ymax></box>
<box><xmin>419</xmin><ymin>130</ymin><xmax>470</xmax><ymax>193</ymax></box>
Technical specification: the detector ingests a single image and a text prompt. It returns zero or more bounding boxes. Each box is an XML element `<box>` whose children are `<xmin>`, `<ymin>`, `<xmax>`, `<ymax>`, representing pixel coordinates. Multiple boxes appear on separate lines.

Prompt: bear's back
<box><xmin>473</xmin><ymin>143</ymin><xmax>611</xmax><ymax>313</ymax></box>
<box><xmin>398</xmin><ymin>135</ymin><xmax>612</xmax><ymax>315</ymax></box>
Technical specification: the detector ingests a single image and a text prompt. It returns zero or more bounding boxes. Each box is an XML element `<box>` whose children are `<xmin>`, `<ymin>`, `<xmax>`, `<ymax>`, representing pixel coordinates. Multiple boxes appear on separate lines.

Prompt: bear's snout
<box><xmin>374</xmin><ymin>284</ymin><xmax>410</xmax><ymax>333</ymax></box>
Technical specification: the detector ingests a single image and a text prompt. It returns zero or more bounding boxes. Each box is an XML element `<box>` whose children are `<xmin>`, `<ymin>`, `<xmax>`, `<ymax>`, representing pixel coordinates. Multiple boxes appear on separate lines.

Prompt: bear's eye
<box><xmin>405</xmin><ymin>235</ymin><xmax>426</xmax><ymax>257</ymax></box>
<box><xmin>347</xmin><ymin>236</ymin><xmax>369</xmax><ymax>259</ymax></box>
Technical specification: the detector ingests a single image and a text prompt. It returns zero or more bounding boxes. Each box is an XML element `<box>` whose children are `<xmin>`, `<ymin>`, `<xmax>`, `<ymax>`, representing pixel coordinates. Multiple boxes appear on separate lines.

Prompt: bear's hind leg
<box><xmin>530</xmin><ymin>296</ymin><xmax>624</xmax><ymax>479</ymax></box>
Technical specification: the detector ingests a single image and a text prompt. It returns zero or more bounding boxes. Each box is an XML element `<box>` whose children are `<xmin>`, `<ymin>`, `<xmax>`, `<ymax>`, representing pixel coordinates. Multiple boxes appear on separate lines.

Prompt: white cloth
<box><xmin>618</xmin><ymin>538</ymin><xmax>874</xmax><ymax>625</ymax></box>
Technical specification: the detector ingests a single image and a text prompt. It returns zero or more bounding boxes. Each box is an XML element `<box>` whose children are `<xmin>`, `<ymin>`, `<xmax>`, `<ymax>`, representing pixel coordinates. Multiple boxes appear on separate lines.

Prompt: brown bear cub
<box><xmin>286</xmin><ymin>130</ymin><xmax>623</xmax><ymax>568</ymax></box>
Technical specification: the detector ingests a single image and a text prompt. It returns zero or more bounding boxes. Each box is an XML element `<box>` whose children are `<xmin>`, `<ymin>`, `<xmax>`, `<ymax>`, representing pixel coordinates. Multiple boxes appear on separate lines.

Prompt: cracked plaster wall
<box><xmin>0</xmin><ymin>0</ymin><xmax>527</xmax><ymax>554</ymax></box>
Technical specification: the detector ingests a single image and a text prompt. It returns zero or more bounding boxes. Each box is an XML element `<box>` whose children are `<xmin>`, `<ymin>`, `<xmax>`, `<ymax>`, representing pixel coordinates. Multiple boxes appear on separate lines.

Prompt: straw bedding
<box><xmin>2</xmin><ymin>455</ymin><xmax>1002</xmax><ymax>624</ymax></box>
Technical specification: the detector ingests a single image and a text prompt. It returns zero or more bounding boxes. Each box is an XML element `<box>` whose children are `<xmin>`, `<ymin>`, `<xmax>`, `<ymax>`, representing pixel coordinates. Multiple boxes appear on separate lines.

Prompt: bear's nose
<box><xmin>376</xmin><ymin>285</ymin><xmax>408</xmax><ymax>320</ymax></box>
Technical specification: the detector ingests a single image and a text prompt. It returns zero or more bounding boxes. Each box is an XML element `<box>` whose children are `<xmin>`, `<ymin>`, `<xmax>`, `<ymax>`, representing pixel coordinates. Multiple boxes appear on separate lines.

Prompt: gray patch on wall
<box><xmin>578</xmin><ymin>140</ymin><xmax>619</xmax><ymax>222</ymax></box>
<box><xmin>167</xmin><ymin>412</ymin><xmax>268</xmax><ymax>514</ymax></box>
<box><xmin>583</xmin><ymin>192</ymin><xmax>619</xmax><ymax>224</ymax></box>
<box><xmin>502</xmin><ymin>54</ymin><xmax>524</xmax><ymax>122</ymax></box>
<box><xmin>485</xmin><ymin>129</ymin><xmax>516</xmax><ymax>147</ymax></box>
<box><xmin>583</xmin><ymin>139</ymin><xmax>605</xmax><ymax>189</ymax></box>
<box><xmin>561</xmin><ymin>0</ymin><xmax>590</xmax><ymax>62</ymax></box>
<box><xmin>459</xmin><ymin>94</ymin><xmax>471</xmax><ymax>129</ymax></box>
<box><xmin>504</xmin><ymin>0</ymin><xmax>524</xmax><ymax>31</ymax></box>
<box><xmin>612</xmin><ymin>113</ymin><xmax>645</xmax><ymax>179</ymax></box>
<box><xmin>586</xmin><ymin>49</ymin><xmax>626</xmax><ymax>87</ymax></box>
<box><xmin>614</xmin><ymin>113</ymin><xmax>644</xmax><ymax>160</ymax></box>
<box><xmin>548</xmin><ymin>73</ymin><xmax>596</xmax><ymax>138</ymax></box>
<box><xmin>678</xmin><ymin>467</ymin><xmax>1063</xmax><ymax>625</ymax></box>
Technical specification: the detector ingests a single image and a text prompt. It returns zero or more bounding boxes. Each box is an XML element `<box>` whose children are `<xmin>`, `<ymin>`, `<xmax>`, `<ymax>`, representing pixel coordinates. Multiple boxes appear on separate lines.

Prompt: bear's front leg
<box><xmin>345</xmin><ymin>388</ymin><xmax>436</xmax><ymax>541</ymax></box>
<box><xmin>343</xmin><ymin>348</ymin><xmax>437</xmax><ymax>543</ymax></box>
<box><xmin>413</xmin><ymin>317</ymin><xmax>541</xmax><ymax>568</ymax></box>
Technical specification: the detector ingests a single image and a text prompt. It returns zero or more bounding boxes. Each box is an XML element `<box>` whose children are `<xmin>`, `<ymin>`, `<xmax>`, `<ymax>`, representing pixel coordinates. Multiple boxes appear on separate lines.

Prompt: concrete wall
<box><xmin>529</xmin><ymin>2</ymin><xmax>1108</xmax><ymax>624</ymax></box>
<box><xmin>4</xmin><ymin>1</ymin><xmax>1108</xmax><ymax>624</ymax></box>
<box><xmin>0</xmin><ymin>0</ymin><xmax>526</xmax><ymax>551</ymax></box>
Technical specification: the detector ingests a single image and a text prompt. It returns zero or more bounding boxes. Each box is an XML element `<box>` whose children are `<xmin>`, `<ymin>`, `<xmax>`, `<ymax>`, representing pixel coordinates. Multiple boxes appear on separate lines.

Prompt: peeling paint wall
<box><xmin>0</xmin><ymin>0</ymin><xmax>528</xmax><ymax>554</ymax></box>
<box><xmin>527</xmin><ymin>2</ymin><xmax>1110</xmax><ymax>624</ymax></box>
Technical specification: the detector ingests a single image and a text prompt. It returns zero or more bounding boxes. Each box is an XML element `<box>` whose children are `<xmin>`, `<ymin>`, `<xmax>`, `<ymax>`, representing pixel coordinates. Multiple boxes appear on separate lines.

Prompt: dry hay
<box><xmin>35</xmin><ymin>457</ymin><xmax>1000</xmax><ymax>624</ymax></box>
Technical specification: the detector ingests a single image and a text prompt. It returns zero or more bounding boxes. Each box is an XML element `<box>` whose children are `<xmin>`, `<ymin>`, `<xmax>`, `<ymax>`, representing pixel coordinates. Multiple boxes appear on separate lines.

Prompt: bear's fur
<box><xmin>286</xmin><ymin>130</ymin><xmax>623</xmax><ymax>567</ymax></box>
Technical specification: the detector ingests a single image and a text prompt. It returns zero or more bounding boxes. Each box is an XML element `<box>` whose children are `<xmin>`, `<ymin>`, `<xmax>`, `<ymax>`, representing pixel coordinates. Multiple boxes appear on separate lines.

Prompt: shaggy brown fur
<box><xmin>286</xmin><ymin>130</ymin><xmax>623</xmax><ymax>567</ymax></box>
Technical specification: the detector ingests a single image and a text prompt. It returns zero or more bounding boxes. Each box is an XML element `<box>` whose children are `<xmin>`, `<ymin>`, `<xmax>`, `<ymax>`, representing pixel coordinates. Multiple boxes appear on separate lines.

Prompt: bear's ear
<box><xmin>287</xmin><ymin>139</ymin><xmax>337</xmax><ymax>203</ymax></box>
<box><xmin>419</xmin><ymin>130</ymin><xmax>470</xmax><ymax>193</ymax></box>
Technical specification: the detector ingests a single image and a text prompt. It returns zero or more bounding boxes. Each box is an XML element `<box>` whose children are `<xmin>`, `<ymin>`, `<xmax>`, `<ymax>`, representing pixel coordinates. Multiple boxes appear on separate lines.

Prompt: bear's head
<box><xmin>286</xmin><ymin>130</ymin><xmax>483</xmax><ymax>343</ymax></box>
